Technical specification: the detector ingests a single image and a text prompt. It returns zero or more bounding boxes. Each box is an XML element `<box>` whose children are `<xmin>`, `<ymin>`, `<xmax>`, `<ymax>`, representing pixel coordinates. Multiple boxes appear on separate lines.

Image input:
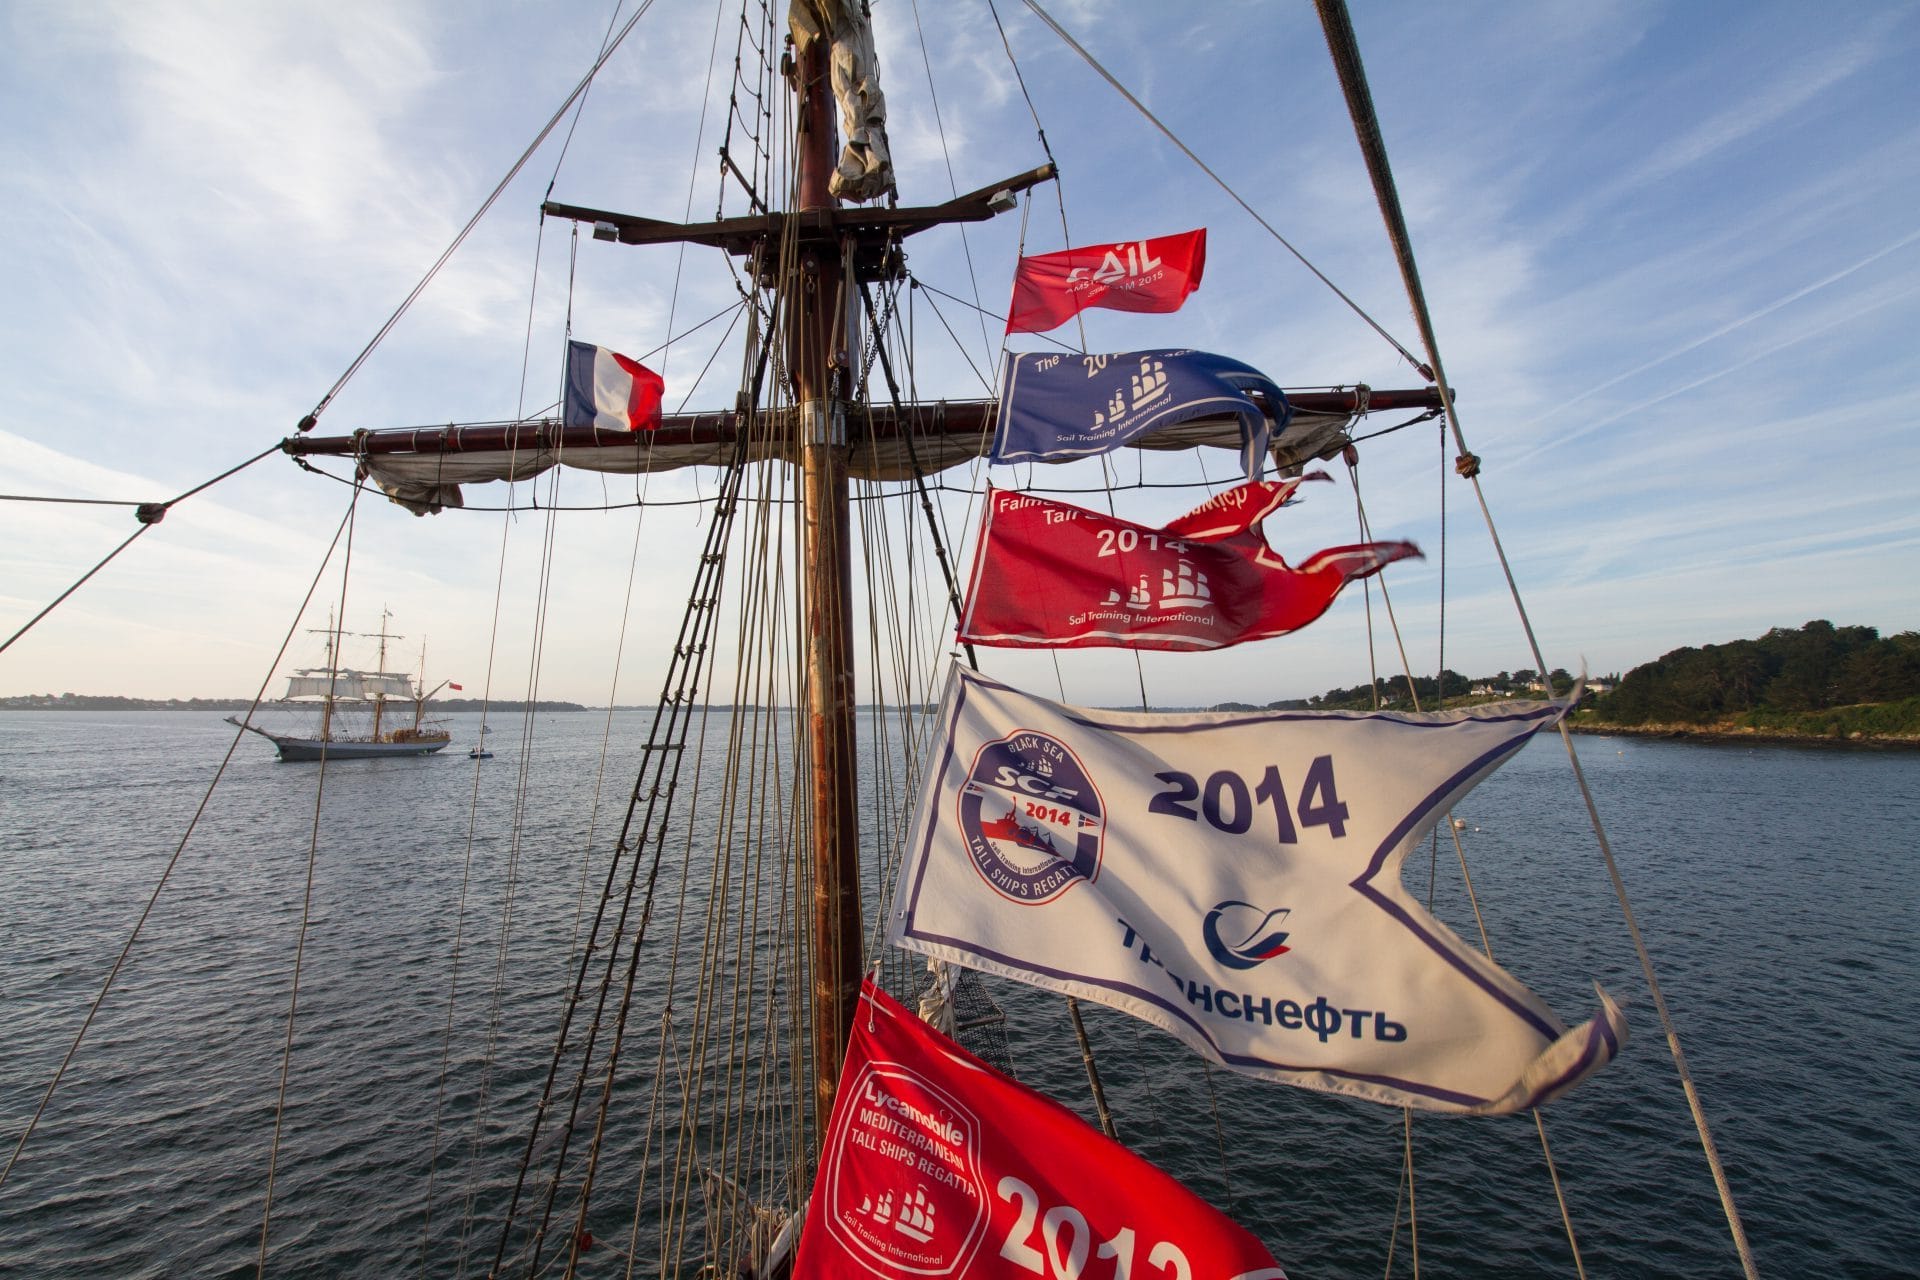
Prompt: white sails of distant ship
<box><xmin>228</xmin><ymin>610</ymin><xmax>451</xmax><ymax>761</ymax></box>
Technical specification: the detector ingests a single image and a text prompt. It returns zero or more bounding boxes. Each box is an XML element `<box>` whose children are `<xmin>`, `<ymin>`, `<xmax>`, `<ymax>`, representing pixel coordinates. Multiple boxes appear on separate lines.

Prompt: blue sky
<box><xmin>2</xmin><ymin>0</ymin><xmax>1916</xmax><ymax>707</ymax></box>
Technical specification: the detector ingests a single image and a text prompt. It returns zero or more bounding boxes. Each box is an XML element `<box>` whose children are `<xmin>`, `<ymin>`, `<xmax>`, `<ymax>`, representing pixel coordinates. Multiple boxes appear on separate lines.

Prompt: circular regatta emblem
<box><xmin>957</xmin><ymin>729</ymin><xmax>1104</xmax><ymax>903</ymax></box>
<box><xmin>821</xmin><ymin>1062</ymin><xmax>990</xmax><ymax>1278</ymax></box>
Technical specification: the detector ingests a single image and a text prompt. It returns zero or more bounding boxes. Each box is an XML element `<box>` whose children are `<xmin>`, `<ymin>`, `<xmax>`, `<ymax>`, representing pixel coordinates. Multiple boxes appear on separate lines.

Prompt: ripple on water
<box><xmin>2</xmin><ymin>713</ymin><xmax>1917</xmax><ymax>1276</ymax></box>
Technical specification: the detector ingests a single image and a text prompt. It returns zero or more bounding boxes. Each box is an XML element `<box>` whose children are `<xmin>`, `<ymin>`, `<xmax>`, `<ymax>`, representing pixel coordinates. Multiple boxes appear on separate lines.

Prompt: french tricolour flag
<box><xmin>564</xmin><ymin>340</ymin><xmax>664</xmax><ymax>431</ymax></box>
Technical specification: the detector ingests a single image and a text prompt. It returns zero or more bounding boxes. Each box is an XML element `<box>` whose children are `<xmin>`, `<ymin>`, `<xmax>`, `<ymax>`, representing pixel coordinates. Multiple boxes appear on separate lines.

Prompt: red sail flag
<box><xmin>958</xmin><ymin>477</ymin><xmax>1421</xmax><ymax>650</ymax></box>
<box><xmin>791</xmin><ymin>980</ymin><xmax>1288</xmax><ymax>1280</ymax></box>
<box><xmin>1005</xmin><ymin>229</ymin><xmax>1206</xmax><ymax>334</ymax></box>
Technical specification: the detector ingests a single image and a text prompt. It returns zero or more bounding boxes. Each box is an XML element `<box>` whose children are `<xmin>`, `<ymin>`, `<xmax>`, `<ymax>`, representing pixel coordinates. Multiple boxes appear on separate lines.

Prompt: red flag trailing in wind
<box><xmin>1005</xmin><ymin>229</ymin><xmax>1206</xmax><ymax>334</ymax></box>
<box><xmin>448</xmin><ymin>682</ymin><xmax>463</xmax><ymax>691</ymax></box>
<box><xmin>564</xmin><ymin>340</ymin><xmax>664</xmax><ymax>431</ymax></box>
<box><xmin>790</xmin><ymin>979</ymin><xmax>1288</xmax><ymax>1280</ymax></box>
<box><xmin>958</xmin><ymin>477</ymin><xmax>1421</xmax><ymax>650</ymax></box>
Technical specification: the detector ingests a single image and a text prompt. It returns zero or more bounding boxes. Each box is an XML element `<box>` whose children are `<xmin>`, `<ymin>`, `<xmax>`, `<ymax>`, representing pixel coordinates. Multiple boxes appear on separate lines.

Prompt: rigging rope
<box><xmin>489</xmin><ymin>336</ymin><xmax>774</xmax><ymax>1279</ymax></box>
<box><xmin>1348</xmin><ymin>442</ymin><xmax>1590</xmax><ymax>1271</ymax></box>
<box><xmin>0</xmin><ymin>524</ymin><xmax>152</xmax><ymax>659</ymax></box>
<box><xmin>869</xmin><ymin>269</ymin><xmax>1123</xmax><ymax>1141</ymax></box>
<box><xmin>1312</xmin><ymin>4</ymin><xmax>1759</xmax><ymax>1275</ymax></box>
<box><xmin>908</xmin><ymin>0</ymin><xmax>1001</xmax><ymax>367</ymax></box>
<box><xmin>1018</xmin><ymin>0</ymin><xmax>1431</xmax><ymax>377</ymax></box>
<box><xmin>0</xmin><ymin>442</ymin><xmax>281</xmax><ymax>656</ymax></box>
<box><xmin>0</xmin><ymin>494</ymin><xmax>361</xmax><ymax>1196</ymax></box>
<box><xmin>297</xmin><ymin>0</ymin><xmax>663</xmax><ymax>432</ymax></box>
<box><xmin>452</xmin><ymin>221</ymin><xmax>579</xmax><ymax>1278</ymax></box>
<box><xmin>0</xmin><ymin>493</ymin><xmax>145</xmax><ymax>507</ymax></box>
<box><xmin>258</xmin><ymin>486</ymin><xmax>362</xmax><ymax>1275</ymax></box>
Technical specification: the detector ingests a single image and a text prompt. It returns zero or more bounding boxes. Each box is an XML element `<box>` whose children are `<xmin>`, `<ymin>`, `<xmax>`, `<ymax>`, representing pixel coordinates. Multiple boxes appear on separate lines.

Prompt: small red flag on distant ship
<box><xmin>1005</xmin><ymin>229</ymin><xmax>1206</xmax><ymax>333</ymax></box>
<box><xmin>958</xmin><ymin>477</ymin><xmax>1421</xmax><ymax>650</ymax></box>
<box><xmin>789</xmin><ymin>979</ymin><xmax>1288</xmax><ymax>1280</ymax></box>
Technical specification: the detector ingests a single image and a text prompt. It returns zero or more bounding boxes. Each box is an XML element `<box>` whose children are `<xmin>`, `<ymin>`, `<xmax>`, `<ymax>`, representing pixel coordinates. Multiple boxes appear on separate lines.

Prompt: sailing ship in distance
<box><xmin>228</xmin><ymin>608</ymin><xmax>453</xmax><ymax>760</ymax></box>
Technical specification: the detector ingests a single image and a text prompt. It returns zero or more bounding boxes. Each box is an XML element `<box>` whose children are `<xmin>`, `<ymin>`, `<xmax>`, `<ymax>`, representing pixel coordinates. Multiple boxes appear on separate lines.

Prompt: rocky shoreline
<box><xmin>1568</xmin><ymin>719</ymin><xmax>1920</xmax><ymax>749</ymax></box>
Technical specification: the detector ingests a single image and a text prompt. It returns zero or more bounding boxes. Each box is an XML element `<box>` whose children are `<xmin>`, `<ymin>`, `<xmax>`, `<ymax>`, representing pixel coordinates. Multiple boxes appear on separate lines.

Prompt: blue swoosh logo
<box><xmin>1202</xmin><ymin>901</ymin><xmax>1292</xmax><ymax>970</ymax></box>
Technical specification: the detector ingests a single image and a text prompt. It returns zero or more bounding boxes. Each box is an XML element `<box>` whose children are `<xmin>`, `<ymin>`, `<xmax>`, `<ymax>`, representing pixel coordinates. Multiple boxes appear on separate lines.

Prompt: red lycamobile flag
<box><xmin>958</xmin><ymin>477</ymin><xmax>1421</xmax><ymax>650</ymax></box>
<box><xmin>1005</xmin><ymin>229</ymin><xmax>1206</xmax><ymax>334</ymax></box>
<box><xmin>790</xmin><ymin>979</ymin><xmax>1288</xmax><ymax>1280</ymax></box>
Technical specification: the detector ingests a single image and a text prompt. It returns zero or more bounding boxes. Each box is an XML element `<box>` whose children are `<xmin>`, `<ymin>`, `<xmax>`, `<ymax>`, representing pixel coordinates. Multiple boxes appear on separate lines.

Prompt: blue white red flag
<box><xmin>792</xmin><ymin>979</ymin><xmax>1288</xmax><ymax>1280</ymax></box>
<box><xmin>564</xmin><ymin>340</ymin><xmax>664</xmax><ymax>431</ymax></box>
<box><xmin>993</xmin><ymin>350</ymin><xmax>1289</xmax><ymax>480</ymax></box>
<box><xmin>886</xmin><ymin>664</ymin><xmax>1626</xmax><ymax>1116</ymax></box>
<box><xmin>957</xmin><ymin>477</ymin><xmax>1421</xmax><ymax>650</ymax></box>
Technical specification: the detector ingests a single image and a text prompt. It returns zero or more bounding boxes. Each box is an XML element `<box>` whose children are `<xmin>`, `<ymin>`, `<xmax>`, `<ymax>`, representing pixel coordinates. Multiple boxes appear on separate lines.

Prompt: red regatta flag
<box><xmin>957</xmin><ymin>477</ymin><xmax>1421</xmax><ymax>651</ymax></box>
<box><xmin>447</xmin><ymin>682</ymin><xmax>463</xmax><ymax>691</ymax></box>
<box><xmin>1005</xmin><ymin>229</ymin><xmax>1206</xmax><ymax>334</ymax></box>
<box><xmin>791</xmin><ymin>979</ymin><xmax>1287</xmax><ymax>1280</ymax></box>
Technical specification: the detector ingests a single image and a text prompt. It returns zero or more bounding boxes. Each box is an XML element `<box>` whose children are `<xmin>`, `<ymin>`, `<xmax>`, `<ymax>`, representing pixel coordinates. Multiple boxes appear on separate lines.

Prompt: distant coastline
<box><xmin>0</xmin><ymin>694</ymin><xmax>589</xmax><ymax>713</ymax></box>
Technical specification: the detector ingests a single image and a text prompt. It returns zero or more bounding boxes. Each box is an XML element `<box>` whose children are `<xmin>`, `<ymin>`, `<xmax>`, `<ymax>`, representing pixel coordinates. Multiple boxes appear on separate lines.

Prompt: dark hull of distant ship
<box><xmin>227</xmin><ymin>717</ymin><xmax>451</xmax><ymax>761</ymax></box>
<box><xmin>271</xmin><ymin>734</ymin><xmax>451</xmax><ymax>761</ymax></box>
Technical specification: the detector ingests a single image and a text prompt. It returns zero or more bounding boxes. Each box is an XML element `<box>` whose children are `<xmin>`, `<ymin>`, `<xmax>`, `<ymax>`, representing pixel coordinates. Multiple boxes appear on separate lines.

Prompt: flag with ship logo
<box><xmin>1005</xmin><ymin>228</ymin><xmax>1207</xmax><ymax>334</ymax></box>
<box><xmin>992</xmin><ymin>349</ymin><xmax>1288</xmax><ymax>480</ymax></box>
<box><xmin>957</xmin><ymin>476</ymin><xmax>1420</xmax><ymax>650</ymax></box>
<box><xmin>886</xmin><ymin>664</ymin><xmax>1627</xmax><ymax>1116</ymax></box>
<box><xmin>791</xmin><ymin>978</ymin><xmax>1288</xmax><ymax>1280</ymax></box>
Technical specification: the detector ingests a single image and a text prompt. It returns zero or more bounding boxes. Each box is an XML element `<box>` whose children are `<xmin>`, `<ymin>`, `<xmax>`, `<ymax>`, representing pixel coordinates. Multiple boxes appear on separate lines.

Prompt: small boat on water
<box><xmin>228</xmin><ymin>609</ymin><xmax>452</xmax><ymax>761</ymax></box>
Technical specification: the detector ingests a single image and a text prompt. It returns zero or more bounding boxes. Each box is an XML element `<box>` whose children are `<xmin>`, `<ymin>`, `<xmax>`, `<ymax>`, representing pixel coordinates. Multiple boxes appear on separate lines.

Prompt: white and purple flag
<box><xmin>886</xmin><ymin>664</ymin><xmax>1626</xmax><ymax>1115</ymax></box>
<box><xmin>993</xmin><ymin>349</ymin><xmax>1289</xmax><ymax>480</ymax></box>
<box><xmin>564</xmin><ymin>340</ymin><xmax>664</xmax><ymax>431</ymax></box>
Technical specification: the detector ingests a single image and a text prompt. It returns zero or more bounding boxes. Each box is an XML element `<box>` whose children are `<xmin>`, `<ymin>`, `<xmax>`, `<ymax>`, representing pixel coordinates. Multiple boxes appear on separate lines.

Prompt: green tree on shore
<box><xmin>1588</xmin><ymin>621</ymin><xmax>1920</xmax><ymax>725</ymax></box>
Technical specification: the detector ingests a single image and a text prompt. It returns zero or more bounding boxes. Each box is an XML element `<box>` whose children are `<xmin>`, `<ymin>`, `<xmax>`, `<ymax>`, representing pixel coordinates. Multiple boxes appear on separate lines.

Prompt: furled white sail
<box><xmin>789</xmin><ymin>0</ymin><xmax>894</xmax><ymax>202</ymax></box>
<box><xmin>351</xmin><ymin>401</ymin><xmax>1363</xmax><ymax>514</ymax></box>
<box><xmin>284</xmin><ymin>672</ymin><xmax>414</xmax><ymax>701</ymax></box>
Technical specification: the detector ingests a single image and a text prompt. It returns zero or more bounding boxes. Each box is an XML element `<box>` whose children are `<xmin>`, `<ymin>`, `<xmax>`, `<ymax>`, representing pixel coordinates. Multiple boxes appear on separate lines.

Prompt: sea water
<box><xmin>0</xmin><ymin>711</ymin><xmax>1915</xmax><ymax>1276</ymax></box>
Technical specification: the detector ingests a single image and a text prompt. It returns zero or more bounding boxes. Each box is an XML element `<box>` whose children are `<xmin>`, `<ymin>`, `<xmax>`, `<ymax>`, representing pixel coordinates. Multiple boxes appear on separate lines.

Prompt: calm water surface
<box><xmin>1</xmin><ymin>711</ymin><xmax>1915</xmax><ymax>1277</ymax></box>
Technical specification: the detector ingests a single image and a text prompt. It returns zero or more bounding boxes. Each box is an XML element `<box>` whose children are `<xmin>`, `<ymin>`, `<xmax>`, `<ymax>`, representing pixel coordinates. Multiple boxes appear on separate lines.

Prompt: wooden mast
<box><xmin>281</xmin><ymin>0</ymin><xmax>1443</xmax><ymax>1176</ymax></box>
<box><xmin>791</xmin><ymin>20</ymin><xmax>865</xmax><ymax>1149</ymax></box>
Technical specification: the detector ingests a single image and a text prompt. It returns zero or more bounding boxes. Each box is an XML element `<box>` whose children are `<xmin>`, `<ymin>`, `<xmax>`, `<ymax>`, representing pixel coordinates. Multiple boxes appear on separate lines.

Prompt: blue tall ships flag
<box><xmin>992</xmin><ymin>349</ymin><xmax>1291</xmax><ymax>479</ymax></box>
